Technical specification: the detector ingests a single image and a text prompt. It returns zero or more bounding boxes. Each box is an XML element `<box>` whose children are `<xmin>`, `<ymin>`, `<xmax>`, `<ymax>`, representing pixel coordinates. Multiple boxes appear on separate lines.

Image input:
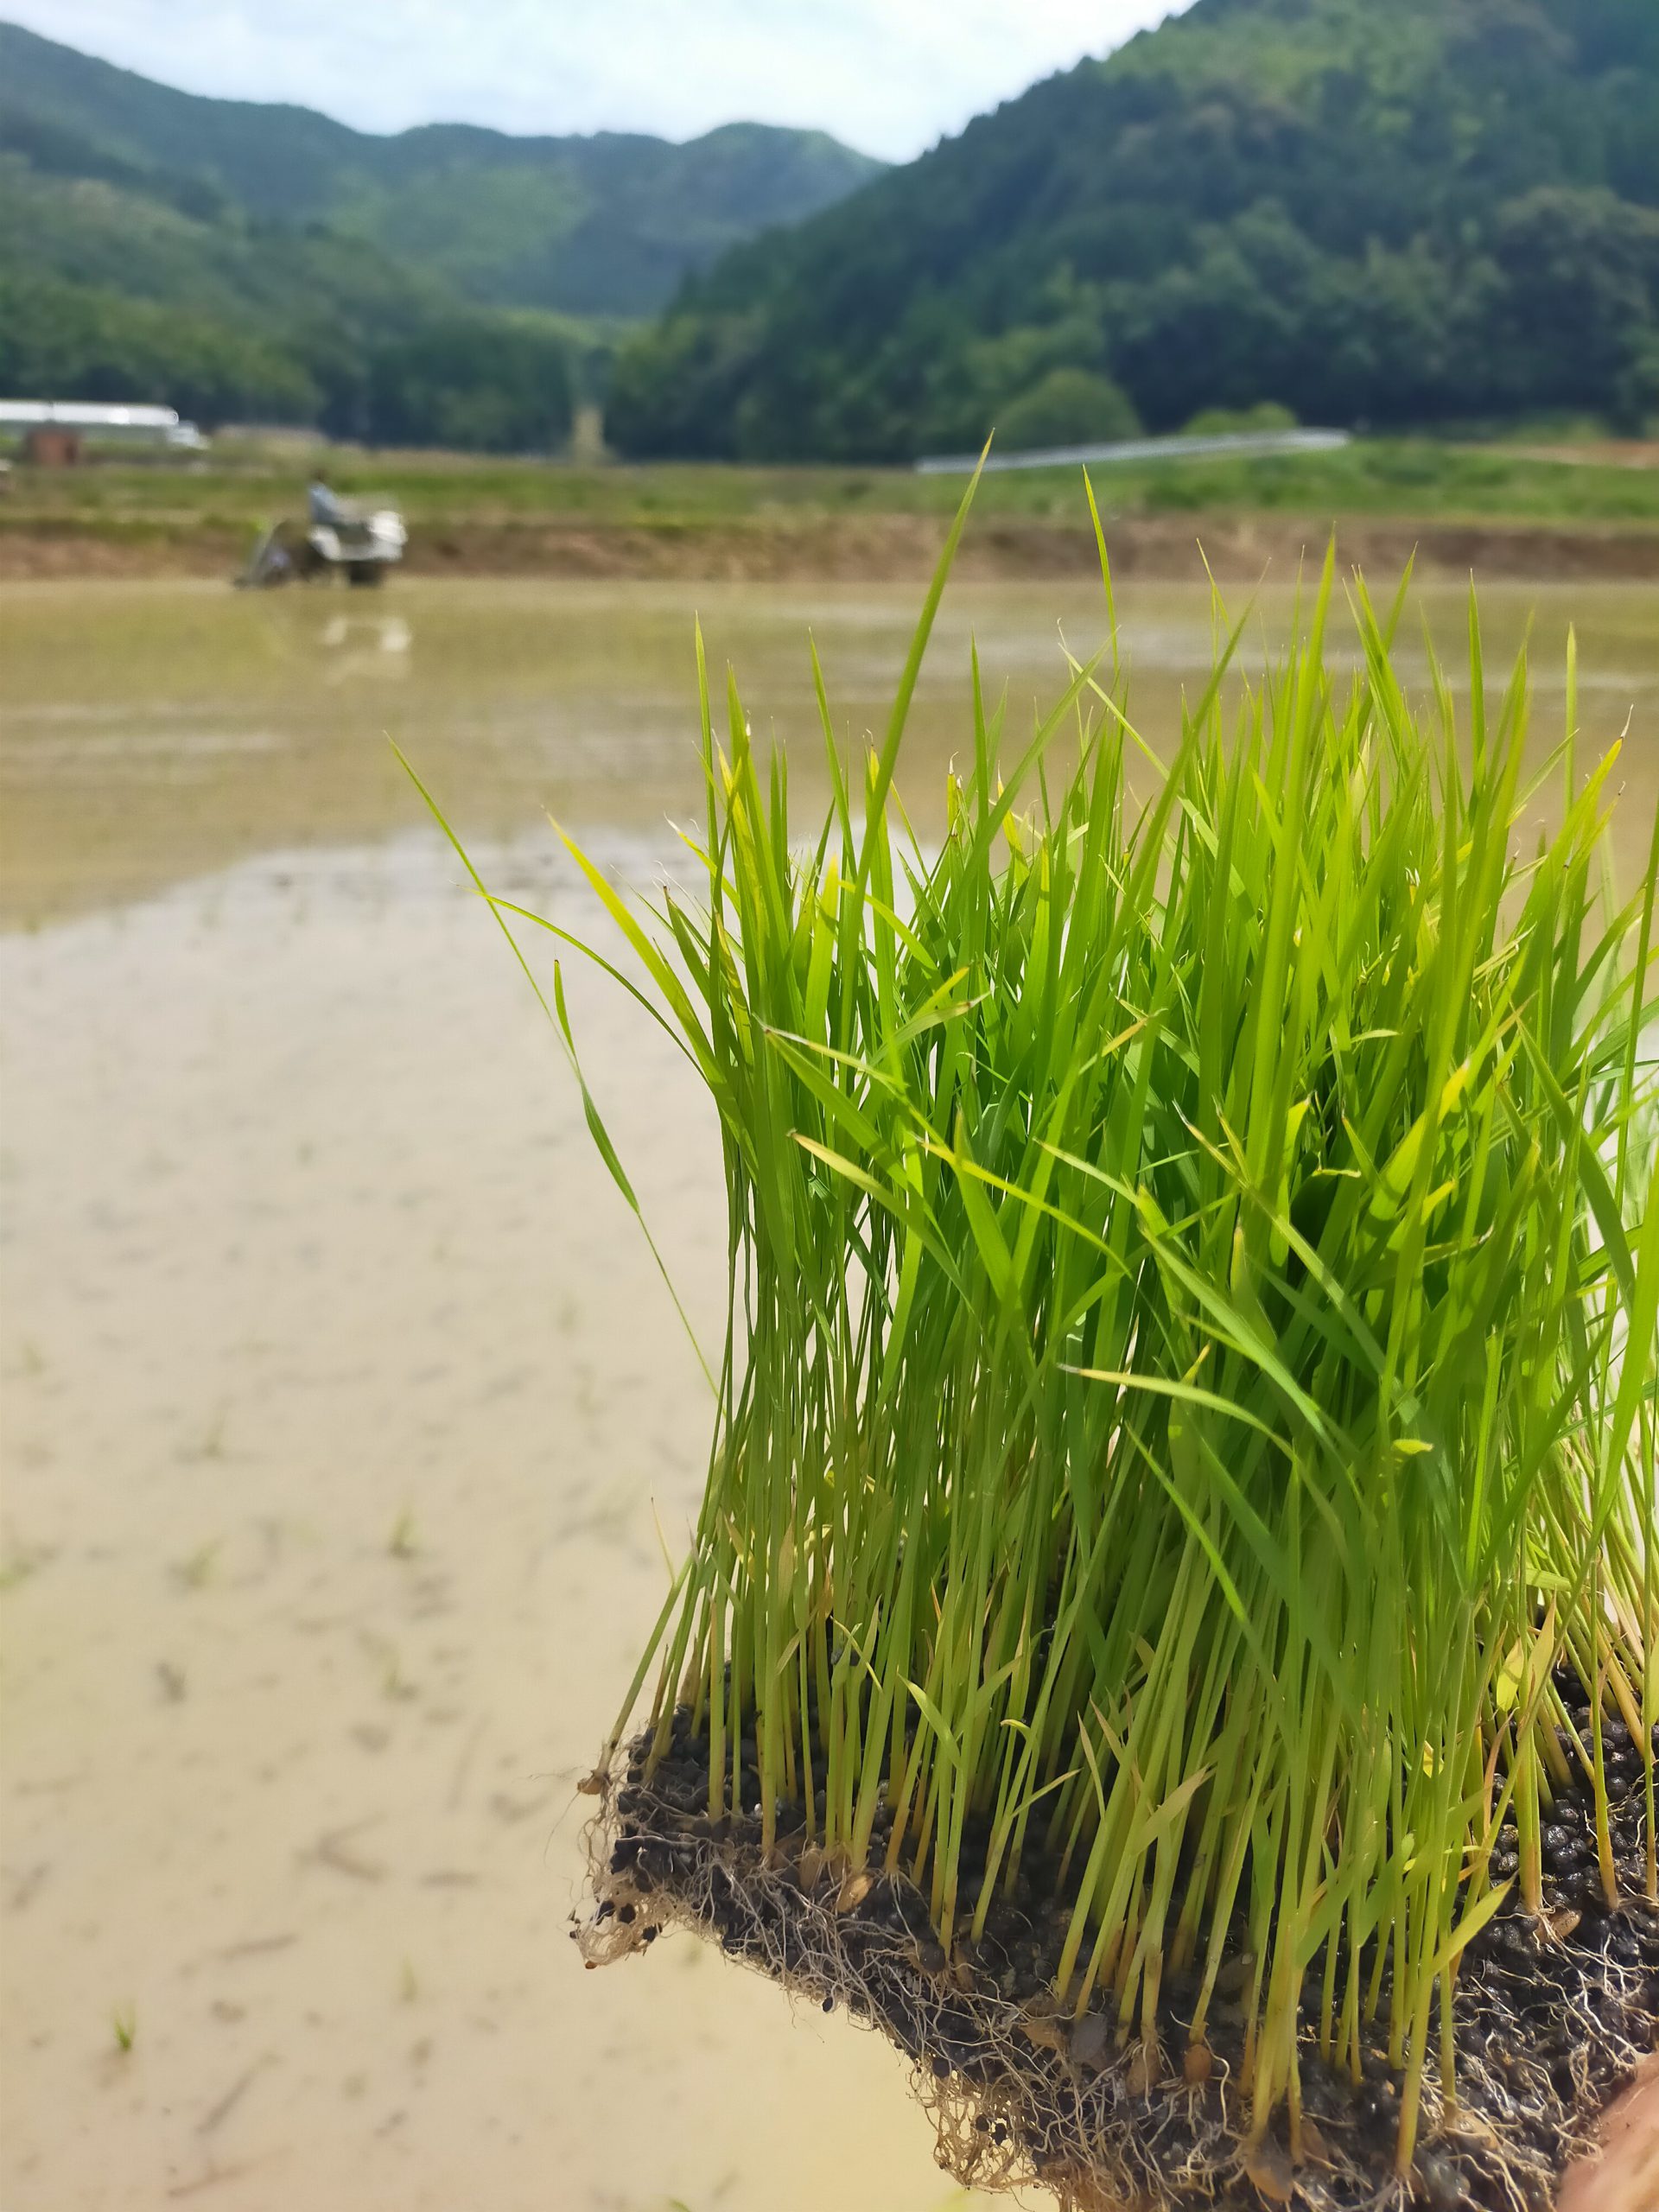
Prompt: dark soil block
<box><xmin>575</xmin><ymin>1711</ymin><xmax>1659</xmax><ymax>2212</ymax></box>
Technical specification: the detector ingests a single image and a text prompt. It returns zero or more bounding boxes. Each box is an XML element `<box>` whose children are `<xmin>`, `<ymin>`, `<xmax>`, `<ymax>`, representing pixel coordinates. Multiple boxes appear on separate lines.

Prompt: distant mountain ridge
<box><xmin>0</xmin><ymin>21</ymin><xmax>883</xmax><ymax>318</ymax></box>
<box><xmin>0</xmin><ymin>21</ymin><xmax>882</xmax><ymax>446</ymax></box>
<box><xmin>607</xmin><ymin>0</ymin><xmax>1659</xmax><ymax>460</ymax></box>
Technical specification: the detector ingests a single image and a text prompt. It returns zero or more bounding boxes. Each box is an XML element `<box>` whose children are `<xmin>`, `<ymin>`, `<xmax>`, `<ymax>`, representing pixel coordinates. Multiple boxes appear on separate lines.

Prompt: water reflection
<box><xmin>317</xmin><ymin>612</ymin><xmax>414</xmax><ymax>678</ymax></box>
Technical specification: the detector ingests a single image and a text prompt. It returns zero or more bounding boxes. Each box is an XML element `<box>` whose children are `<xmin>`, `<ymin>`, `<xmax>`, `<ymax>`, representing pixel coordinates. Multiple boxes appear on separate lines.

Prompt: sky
<box><xmin>4</xmin><ymin>1</ymin><xmax>1193</xmax><ymax>160</ymax></box>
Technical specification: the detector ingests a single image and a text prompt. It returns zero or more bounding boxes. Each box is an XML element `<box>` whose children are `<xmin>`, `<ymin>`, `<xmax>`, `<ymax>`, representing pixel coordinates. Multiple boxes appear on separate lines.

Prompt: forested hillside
<box><xmin>0</xmin><ymin>22</ymin><xmax>880</xmax><ymax>445</ymax></box>
<box><xmin>607</xmin><ymin>0</ymin><xmax>1659</xmax><ymax>461</ymax></box>
<box><xmin>0</xmin><ymin>24</ymin><xmax>880</xmax><ymax>315</ymax></box>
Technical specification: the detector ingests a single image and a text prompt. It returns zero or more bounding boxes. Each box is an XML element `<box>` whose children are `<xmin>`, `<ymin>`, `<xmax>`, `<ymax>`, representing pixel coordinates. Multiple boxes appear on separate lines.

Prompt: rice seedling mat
<box><xmin>435</xmin><ymin>482</ymin><xmax>1659</xmax><ymax>2212</ymax></box>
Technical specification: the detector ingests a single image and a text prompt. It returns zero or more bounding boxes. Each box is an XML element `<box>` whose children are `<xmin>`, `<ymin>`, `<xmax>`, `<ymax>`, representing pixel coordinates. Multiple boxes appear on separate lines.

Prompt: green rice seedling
<box><xmin>447</xmin><ymin>475</ymin><xmax>1658</xmax><ymax>2193</ymax></box>
<box><xmin>171</xmin><ymin>1539</ymin><xmax>220</xmax><ymax>1591</ymax></box>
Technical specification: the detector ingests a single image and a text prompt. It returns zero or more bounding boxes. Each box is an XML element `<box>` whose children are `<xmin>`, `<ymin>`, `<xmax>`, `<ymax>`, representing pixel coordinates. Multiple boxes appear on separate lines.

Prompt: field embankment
<box><xmin>3</xmin><ymin>442</ymin><xmax>1659</xmax><ymax>584</ymax></box>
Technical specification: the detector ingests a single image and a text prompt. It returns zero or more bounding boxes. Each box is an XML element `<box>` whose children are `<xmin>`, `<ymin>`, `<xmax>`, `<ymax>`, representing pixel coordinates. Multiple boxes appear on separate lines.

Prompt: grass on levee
<box><xmin>3</xmin><ymin>434</ymin><xmax>1659</xmax><ymax>547</ymax></box>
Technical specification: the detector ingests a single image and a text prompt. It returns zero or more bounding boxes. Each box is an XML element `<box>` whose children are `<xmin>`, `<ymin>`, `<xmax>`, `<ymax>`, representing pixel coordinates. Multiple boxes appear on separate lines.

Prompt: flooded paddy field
<box><xmin>3</xmin><ymin>573</ymin><xmax>1656</xmax><ymax>2212</ymax></box>
<box><xmin>6</xmin><ymin>574</ymin><xmax>1659</xmax><ymax>927</ymax></box>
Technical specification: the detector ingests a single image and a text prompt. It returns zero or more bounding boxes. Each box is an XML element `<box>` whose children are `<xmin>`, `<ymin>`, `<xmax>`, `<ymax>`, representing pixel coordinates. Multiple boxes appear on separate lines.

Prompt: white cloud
<box><xmin>3</xmin><ymin>0</ymin><xmax>1193</xmax><ymax>158</ymax></box>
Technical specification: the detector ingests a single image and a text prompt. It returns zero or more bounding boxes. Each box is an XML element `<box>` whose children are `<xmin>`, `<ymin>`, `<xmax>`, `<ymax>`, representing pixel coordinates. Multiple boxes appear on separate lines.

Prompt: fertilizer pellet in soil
<box><xmin>577</xmin><ymin>1712</ymin><xmax>1658</xmax><ymax>2211</ymax></box>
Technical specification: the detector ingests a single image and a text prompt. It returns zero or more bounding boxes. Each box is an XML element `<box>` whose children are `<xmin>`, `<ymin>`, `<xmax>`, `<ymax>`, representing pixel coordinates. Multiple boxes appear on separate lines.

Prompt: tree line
<box><xmin>607</xmin><ymin>0</ymin><xmax>1659</xmax><ymax>460</ymax></box>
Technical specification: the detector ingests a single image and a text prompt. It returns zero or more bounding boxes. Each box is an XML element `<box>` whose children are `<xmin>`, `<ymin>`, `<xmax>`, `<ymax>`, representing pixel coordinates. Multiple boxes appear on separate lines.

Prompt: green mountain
<box><xmin>0</xmin><ymin>21</ymin><xmax>881</xmax><ymax>445</ymax></box>
<box><xmin>0</xmin><ymin>22</ymin><xmax>882</xmax><ymax>316</ymax></box>
<box><xmin>607</xmin><ymin>0</ymin><xmax>1659</xmax><ymax>461</ymax></box>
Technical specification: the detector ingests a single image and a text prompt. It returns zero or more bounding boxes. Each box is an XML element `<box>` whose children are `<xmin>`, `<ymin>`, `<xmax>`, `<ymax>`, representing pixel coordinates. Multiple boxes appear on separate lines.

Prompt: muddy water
<box><xmin>3</xmin><ymin>575</ymin><xmax>1657</xmax><ymax>2212</ymax></box>
<box><xmin>5</xmin><ymin>575</ymin><xmax>1659</xmax><ymax>925</ymax></box>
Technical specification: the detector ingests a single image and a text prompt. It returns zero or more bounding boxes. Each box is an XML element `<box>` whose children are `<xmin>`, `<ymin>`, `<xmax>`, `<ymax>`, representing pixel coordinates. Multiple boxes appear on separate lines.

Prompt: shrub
<box><xmin>997</xmin><ymin>366</ymin><xmax>1141</xmax><ymax>450</ymax></box>
<box><xmin>1182</xmin><ymin>400</ymin><xmax>1300</xmax><ymax>435</ymax></box>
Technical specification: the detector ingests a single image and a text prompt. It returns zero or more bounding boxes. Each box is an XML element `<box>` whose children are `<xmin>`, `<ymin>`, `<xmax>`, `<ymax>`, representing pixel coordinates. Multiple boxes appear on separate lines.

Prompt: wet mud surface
<box><xmin>0</xmin><ymin>849</ymin><xmax>1003</xmax><ymax>2212</ymax></box>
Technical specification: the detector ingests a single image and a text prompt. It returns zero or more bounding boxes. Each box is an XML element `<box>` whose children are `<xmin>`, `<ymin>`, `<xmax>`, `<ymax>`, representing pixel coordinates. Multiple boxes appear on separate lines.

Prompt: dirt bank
<box><xmin>4</xmin><ymin>512</ymin><xmax>1659</xmax><ymax>584</ymax></box>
